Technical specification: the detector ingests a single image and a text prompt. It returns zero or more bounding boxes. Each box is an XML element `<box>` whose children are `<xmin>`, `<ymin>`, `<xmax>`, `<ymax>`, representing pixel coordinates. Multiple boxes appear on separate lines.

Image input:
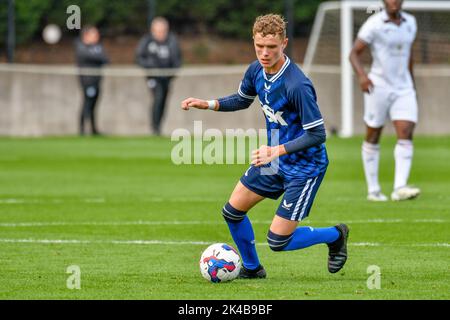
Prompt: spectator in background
<box><xmin>75</xmin><ymin>26</ymin><xmax>109</xmax><ymax>136</ymax></box>
<box><xmin>136</xmin><ymin>17</ymin><xmax>182</xmax><ymax>135</ymax></box>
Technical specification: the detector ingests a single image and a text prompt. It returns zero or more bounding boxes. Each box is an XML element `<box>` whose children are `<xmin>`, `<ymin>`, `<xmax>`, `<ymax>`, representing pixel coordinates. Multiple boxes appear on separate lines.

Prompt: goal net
<box><xmin>303</xmin><ymin>0</ymin><xmax>450</xmax><ymax>136</ymax></box>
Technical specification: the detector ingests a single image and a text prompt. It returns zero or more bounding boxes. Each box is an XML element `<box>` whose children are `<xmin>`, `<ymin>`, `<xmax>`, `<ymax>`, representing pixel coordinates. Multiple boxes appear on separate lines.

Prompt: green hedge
<box><xmin>0</xmin><ymin>0</ymin><xmax>325</xmax><ymax>45</ymax></box>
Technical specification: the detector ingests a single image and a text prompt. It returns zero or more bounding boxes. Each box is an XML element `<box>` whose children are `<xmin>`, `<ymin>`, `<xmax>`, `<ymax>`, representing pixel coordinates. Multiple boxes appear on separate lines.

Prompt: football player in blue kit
<box><xmin>181</xmin><ymin>14</ymin><xmax>349</xmax><ymax>278</ymax></box>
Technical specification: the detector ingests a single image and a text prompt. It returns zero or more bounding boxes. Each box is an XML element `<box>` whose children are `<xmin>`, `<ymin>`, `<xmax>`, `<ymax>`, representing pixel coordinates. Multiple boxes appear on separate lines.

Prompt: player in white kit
<box><xmin>349</xmin><ymin>0</ymin><xmax>421</xmax><ymax>201</ymax></box>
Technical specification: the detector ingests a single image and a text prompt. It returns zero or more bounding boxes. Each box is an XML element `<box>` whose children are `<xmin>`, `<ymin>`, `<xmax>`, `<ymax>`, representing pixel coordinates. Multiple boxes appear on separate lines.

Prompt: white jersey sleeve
<box><xmin>357</xmin><ymin>17</ymin><xmax>376</xmax><ymax>45</ymax></box>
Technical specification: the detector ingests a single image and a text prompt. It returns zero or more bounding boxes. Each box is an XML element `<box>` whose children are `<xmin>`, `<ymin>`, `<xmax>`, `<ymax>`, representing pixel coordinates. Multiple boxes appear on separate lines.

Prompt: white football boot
<box><xmin>367</xmin><ymin>191</ymin><xmax>388</xmax><ymax>202</ymax></box>
<box><xmin>391</xmin><ymin>186</ymin><xmax>421</xmax><ymax>201</ymax></box>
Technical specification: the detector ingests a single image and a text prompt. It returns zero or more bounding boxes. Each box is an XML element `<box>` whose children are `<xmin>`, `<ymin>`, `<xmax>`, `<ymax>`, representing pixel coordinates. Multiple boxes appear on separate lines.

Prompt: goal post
<box><xmin>303</xmin><ymin>0</ymin><xmax>450</xmax><ymax>137</ymax></box>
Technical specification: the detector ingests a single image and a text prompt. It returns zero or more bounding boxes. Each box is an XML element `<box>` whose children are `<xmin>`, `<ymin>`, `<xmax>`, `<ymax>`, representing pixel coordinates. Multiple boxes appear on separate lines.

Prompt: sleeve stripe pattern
<box><xmin>238</xmin><ymin>82</ymin><xmax>256</xmax><ymax>100</ymax></box>
<box><xmin>303</xmin><ymin>119</ymin><xmax>324</xmax><ymax>130</ymax></box>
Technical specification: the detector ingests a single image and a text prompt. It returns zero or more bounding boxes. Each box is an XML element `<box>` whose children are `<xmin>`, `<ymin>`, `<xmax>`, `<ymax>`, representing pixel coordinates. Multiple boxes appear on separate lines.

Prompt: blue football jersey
<box><xmin>238</xmin><ymin>56</ymin><xmax>329</xmax><ymax>178</ymax></box>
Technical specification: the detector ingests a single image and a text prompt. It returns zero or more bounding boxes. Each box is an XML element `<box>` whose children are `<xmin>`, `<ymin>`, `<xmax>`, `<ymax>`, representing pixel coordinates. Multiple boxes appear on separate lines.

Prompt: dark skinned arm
<box><xmin>409</xmin><ymin>47</ymin><xmax>416</xmax><ymax>89</ymax></box>
<box><xmin>349</xmin><ymin>39</ymin><xmax>374</xmax><ymax>93</ymax></box>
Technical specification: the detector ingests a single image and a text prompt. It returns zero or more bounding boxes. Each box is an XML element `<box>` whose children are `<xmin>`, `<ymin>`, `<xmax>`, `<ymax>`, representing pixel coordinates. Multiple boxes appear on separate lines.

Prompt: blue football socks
<box><xmin>222</xmin><ymin>203</ymin><xmax>260</xmax><ymax>270</ymax></box>
<box><xmin>284</xmin><ymin>226</ymin><xmax>339</xmax><ymax>250</ymax></box>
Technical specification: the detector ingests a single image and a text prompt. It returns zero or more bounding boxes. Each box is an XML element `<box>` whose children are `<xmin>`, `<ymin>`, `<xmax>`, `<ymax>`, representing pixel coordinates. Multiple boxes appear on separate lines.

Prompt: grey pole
<box><xmin>147</xmin><ymin>0</ymin><xmax>156</xmax><ymax>28</ymax></box>
<box><xmin>7</xmin><ymin>0</ymin><xmax>15</xmax><ymax>63</ymax></box>
<box><xmin>285</xmin><ymin>0</ymin><xmax>294</xmax><ymax>58</ymax></box>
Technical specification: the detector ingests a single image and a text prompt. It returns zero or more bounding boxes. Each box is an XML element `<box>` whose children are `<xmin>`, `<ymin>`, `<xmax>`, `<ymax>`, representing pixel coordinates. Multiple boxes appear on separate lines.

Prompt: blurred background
<box><xmin>0</xmin><ymin>0</ymin><xmax>322</xmax><ymax>64</ymax></box>
<box><xmin>0</xmin><ymin>0</ymin><xmax>321</xmax><ymax>65</ymax></box>
<box><xmin>0</xmin><ymin>0</ymin><xmax>449</xmax><ymax>136</ymax></box>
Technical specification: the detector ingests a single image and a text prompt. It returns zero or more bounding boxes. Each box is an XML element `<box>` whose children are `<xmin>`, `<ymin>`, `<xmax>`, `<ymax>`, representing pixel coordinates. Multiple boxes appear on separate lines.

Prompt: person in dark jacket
<box><xmin>75</xmin><ymin>26</ymin><xmax>109</xmax><ymax>136</ymax></box>
<box><xmin>135</xmin><ymin>17</ymin><xmax>182</xmax><ymax>135</ymax></box>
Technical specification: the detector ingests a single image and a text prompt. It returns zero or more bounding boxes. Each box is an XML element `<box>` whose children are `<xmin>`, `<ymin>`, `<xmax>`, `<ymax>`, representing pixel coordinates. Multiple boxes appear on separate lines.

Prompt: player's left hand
<box><xmin>252</xmin><ymin>145</ymin><xmax>285</xmax><ymax>167</ymax></box>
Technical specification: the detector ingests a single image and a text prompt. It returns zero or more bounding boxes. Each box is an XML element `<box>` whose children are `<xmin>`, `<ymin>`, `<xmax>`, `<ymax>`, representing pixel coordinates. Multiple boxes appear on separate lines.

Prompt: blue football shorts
<box><xmin>239</xmin><ymin>165</ymin><xmax>326</xmax><ymax>221</ymax></box>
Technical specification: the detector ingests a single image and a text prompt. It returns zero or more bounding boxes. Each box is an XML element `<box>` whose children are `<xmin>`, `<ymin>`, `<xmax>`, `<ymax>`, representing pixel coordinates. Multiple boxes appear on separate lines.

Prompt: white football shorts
<box><xmin>363</xmin><ymin>86</ymin><xmax>418</xmax><ymax>128</ymax></box>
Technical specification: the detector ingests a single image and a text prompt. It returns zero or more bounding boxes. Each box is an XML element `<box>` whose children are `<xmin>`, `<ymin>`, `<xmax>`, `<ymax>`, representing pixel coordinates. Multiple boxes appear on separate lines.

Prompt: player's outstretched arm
<box><xmin>181</xmin><ymin>94</ymin><xmax>253</xmax><ymax>112</ymax></box>
<box><xmin>181</xmin><ymin>98</ymin><xmax>218</xmax><ymax>111</ymax></box>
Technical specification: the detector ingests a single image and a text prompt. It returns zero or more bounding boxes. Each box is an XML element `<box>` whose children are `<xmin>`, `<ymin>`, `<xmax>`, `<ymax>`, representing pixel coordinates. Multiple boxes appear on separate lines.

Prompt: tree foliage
<box><xmin>0</xmin><ymin>0</ymin><xmax>325</xmax><ymax>46</ymax></box>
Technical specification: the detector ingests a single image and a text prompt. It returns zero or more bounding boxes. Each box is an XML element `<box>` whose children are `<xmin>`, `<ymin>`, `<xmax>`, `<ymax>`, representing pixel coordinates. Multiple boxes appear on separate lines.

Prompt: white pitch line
<box><xmin>0</xmin><ymin>221</ymin><xmax>223</xmax><ymax>227</ymax></box>
<box><xmin>0</xmin><ymin>198</ymin><xmax>223</xmax><ymax>204</ymax></box>
<box><xmin>350</xmin><ymin>242</ymin><xmax>381</xmax><ymax>247</ymax></box>
<box><xmin>0</xmin><ymin>239</ymin><xmax>92</xmax><ymax>244</ymax></box>
<box><xmin>0</xmin><ymin>238</ymin><xmax>210</xmax><ymax>246</ymax></box>
<box><xmin>0</xmin><ymin>218</ymin><xmax>447</xmax><ymax>228</ymax></box>
<box><xmin>0</xmin><ymin>198</ymin><xmax>105</xmax><ymax>204</ymax></box>
<box><xmin>0</xmin><ymin>238</ymin><xmax>448</xmax><ymax>248</ymax></box>
<box><xmin>413</xmin><ymin>243</ymin><xmax>450</xmax><ymax>248</ymax></box>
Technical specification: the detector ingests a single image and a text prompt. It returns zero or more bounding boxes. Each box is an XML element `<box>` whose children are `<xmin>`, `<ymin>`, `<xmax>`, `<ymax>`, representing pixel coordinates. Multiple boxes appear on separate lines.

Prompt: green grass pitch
<box><xmin>0</xmin><ymin>135</ymin><xmax>448</xmax><ymax>299</ymax></box>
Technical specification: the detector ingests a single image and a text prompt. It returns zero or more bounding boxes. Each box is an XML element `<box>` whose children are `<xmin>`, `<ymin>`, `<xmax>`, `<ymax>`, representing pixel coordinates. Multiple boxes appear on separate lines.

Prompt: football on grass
<box><xmin>199</xmin><ymin>243</ymin><xmax>241</xmax><ymax>283</ymax></box>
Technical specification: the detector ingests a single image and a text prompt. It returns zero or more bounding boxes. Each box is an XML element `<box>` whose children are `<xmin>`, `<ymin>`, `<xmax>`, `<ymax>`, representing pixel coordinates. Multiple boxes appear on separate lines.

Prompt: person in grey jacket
<box><xmin>136</xmin><ymin>17</ymin><xmax>182</xmax><ymax>135</ymax></box>
<box><xmin>75</xmin><ymin>26</ymin><xmax>109</xmax><ymax>136</ymax></box>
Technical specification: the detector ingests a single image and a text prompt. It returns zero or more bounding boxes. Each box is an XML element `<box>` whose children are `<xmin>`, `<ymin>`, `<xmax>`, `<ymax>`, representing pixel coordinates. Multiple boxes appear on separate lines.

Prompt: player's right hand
<box><xmin>181</xmin><ymin>98</ymin><xmax>208</xmax><ymax>110</ymax></box>
<box><xmin>359</xmin><ymin>75</ymin><xmax>374</xmax><ymax>94</ymax></box>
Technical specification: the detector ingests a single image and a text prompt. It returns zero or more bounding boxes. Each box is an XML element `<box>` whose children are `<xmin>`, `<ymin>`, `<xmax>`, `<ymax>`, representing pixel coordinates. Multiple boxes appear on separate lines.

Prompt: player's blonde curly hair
<box><xmin>252</xmin><ymin>14</ymin><xmax>287</xmax><ymax>39</ymax></box>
